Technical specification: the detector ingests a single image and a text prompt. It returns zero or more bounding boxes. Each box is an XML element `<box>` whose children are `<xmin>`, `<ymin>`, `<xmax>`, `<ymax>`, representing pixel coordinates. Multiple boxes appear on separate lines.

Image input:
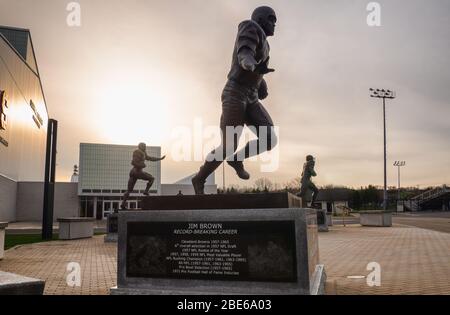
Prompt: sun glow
<box><xmin>94</xmin><ymin>73</ymin><xmax>171</xmax><ymax>146</ymax></box>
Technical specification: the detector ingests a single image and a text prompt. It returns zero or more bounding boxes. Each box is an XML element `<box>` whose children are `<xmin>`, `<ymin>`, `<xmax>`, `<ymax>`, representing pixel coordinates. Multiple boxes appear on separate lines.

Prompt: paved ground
<box><xmin>0</xmin><ymin>236</ymin><xmax>116</xmax><ymax>295</ymax></box>
<box><xmin>332</xmin><ymin>212</ymin><xmax>450</xmax><ymax>233</ymax></box>
<box><xmin>1</xmin><ymin>224</ymin><xmax>449</xmax><ymax>295</ymax></box>
<box><xmin>392</xmin><ymin>212</ymin><xmax>450</xmax><ymax>234</ymax></box>
<box><xmin>322</xmin><ymin>225</ymin><xmax>450</xmax><ymax>294</ymax></box>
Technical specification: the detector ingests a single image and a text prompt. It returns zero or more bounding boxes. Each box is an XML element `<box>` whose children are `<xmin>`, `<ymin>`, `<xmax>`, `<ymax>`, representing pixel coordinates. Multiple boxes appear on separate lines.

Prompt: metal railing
<box><xmin>405</xmin><ymin>185</ymin><xmax>449</xmax><ymax>211</ymax></box>
<box><xmin>411</xmin><ymin>185</ymin><xmax>449</xmax><ymax>203</ymax></box>
<box><xmin>403</xmin><ymin>200</ymin><xmax>419</xmax><ymax>211</ymax></box>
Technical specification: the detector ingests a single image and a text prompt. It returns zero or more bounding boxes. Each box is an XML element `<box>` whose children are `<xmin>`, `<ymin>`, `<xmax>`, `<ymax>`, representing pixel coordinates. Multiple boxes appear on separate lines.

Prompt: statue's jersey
<box><xmin>301</xmin><ymin>161</ymin><xmax>317</xmax><ymax>182</ymax></box>
<box><xmin>227</xmin><ymin>20</ymin><xmax>270</xmax><ymax>88</ymax></box>
<box><xmin>131</xmin><ymin>149</ymin><xmax>146</xmax><ymax>169</ymax></box>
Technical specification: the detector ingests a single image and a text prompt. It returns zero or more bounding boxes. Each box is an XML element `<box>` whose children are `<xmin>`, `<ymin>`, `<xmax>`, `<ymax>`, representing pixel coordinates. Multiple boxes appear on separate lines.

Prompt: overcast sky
<box><xmin>1</xmin><ymin>0</ymin><xmax>449</xmax><ymax>188</ymax></box>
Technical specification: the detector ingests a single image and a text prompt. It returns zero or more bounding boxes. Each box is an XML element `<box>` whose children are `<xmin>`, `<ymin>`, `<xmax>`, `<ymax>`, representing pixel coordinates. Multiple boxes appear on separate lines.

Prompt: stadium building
<box><xmin>0</xmin><ymin>26</ymin><xmax>53</xmax><ymax>222</ymax></box>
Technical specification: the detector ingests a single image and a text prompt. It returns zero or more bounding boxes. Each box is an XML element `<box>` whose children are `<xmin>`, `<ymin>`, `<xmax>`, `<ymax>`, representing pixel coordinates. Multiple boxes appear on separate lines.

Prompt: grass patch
<box><xmin>4</xmin><ymin>234</ymin><xmax>58</xmax><ymax>250</ymax></box>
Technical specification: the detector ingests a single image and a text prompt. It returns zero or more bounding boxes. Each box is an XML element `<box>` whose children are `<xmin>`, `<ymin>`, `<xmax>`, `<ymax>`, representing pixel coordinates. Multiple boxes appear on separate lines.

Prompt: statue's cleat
<box><xmin>143</xmin><ymin>191</ymin><xmax>150</xmax><ymax>196</ymax></box>
<box><xmin>191</xmin><ymin>176</ymin><xmax>205</xmax><ymax>195</ymax></box>
<box><xmin>227</xmin><ymin>160</ymin><xmax>250</xmax><ymax>180</ymax></box>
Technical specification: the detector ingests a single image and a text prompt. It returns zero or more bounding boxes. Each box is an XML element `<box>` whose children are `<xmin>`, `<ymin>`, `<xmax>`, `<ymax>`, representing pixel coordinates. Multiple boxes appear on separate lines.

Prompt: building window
<box><xmin>86</xmin><ymin>199</ymin><xmax>94</xmax><ymax>217</ymax></box>
<box><xmin>80</xmin><ymin>199</ymin><xmax>86</xmax><ymax>217</ymax></box>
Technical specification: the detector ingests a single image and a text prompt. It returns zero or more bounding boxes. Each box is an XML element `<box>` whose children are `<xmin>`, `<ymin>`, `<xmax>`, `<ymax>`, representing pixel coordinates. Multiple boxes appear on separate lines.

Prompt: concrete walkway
<box><xmin>392</xmin><ymin>212</ymin><xmax>450</xmax><ymax>234</ymax></box>
<box><xmin>0</xmin><ymin>236</ymin><xmax>116</xmax><ymax>295</ymax></box>
<box><xmin>0</xmin><ymin>224</ymin><xmax>449</xmax><ymax>295</ymax></box>
<box><xmin>5</xmin><ymin>221</ymin><xmax>107</xmax><ymax>235</ymax></box>
<box><xmin>321</xmin><ymin>225</ymin><xmax>450</xmax><ymax>294</ymax></box>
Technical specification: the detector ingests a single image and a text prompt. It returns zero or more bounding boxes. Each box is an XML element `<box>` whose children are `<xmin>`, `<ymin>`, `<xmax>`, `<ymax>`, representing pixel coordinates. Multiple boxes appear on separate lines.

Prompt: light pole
<box><xmin>370</xmin><ymin>88</ymin><xmax>396</xmax><ymax>210</ymax></box>
<box><xmin>393</xmin><ymin>161</ymin><xmax>406</xmax><ymax>201</ymax></box>
<box><xmin>223</xmin><ymin>163</ymin><xmax>225</xmax><ymax>192</ymax></box>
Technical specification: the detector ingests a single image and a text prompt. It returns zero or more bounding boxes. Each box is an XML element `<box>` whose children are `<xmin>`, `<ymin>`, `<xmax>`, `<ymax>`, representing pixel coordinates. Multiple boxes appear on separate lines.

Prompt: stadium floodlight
<box><xmin>394</xmin><ymin>161</ymin><xmax>406</xmax><ymax>202</ymax></box>
<box><xmin>370</xmin><ymin>88</ymin><xmax>397</xmax><ymax>210</ymax></box>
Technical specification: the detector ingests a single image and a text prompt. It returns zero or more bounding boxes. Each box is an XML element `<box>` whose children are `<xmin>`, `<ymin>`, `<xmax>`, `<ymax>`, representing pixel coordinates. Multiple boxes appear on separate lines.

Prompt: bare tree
<box><xmin>254</xmin><ymin>178</ymin><xmax>274</xmax><ymax>191</ymax></box>
<box><xmin>285</xmin><ymin>177</ymin><xmax>301</xmax><ymax>190</ymax></box>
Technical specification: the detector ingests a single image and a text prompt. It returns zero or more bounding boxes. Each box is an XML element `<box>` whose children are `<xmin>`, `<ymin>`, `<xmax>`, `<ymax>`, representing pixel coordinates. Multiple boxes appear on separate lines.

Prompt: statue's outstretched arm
<box><xmin>146</xmin><ymin>155</ymin><xmax>166</xmax><ymax>162</ymax></box>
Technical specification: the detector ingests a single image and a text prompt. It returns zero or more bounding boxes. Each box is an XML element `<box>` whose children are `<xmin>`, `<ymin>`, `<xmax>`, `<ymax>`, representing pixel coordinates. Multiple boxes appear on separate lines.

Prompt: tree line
<box><xmin>218</xmin><ymin>177</ymin><xmax>439</xmax><ymax>210</ymax></box>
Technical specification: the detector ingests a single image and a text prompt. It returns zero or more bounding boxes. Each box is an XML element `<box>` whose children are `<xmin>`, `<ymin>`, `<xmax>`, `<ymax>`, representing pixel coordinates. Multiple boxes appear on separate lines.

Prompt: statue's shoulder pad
<box><xmin>238</xmin><ymin>20</ymin><xmax>264</xmax><ymax>34</ymax></box>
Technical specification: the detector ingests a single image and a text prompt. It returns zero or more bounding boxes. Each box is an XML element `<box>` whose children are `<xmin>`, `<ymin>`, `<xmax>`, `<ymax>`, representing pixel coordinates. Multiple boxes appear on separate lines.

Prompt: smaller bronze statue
<box><xmin>298</xmin><ymin>155</ymin><xmax>319</xmax><ymax>207</ymax></box>
<box><xmin>121</xmin><ymin>142</ymin><xmax>165</xmax><ymax>209</ymax></box>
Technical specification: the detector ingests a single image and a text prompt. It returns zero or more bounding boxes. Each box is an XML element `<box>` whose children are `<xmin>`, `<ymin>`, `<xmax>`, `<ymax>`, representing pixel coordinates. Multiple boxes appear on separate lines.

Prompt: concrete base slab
<box><xmin>310</xmin><ymin>264</ymin><xmax>327</xmax><ymax>295</ymax></box>
<box><xmin>57</xmin><ymin>218</ymin><xmax>95</xmax><ymax>240</ymax></box>
<box><xmin>0</xmin><ymin>271</ymin><xmax>45</xmax><ymax>295</ymax></box>
<box><xmin>110</xmin><ymin>266</ymin><xmax>327</xmax><ymax>295</ymax></box>
<box><xmin>360</xmin><ymin>211</ymin><xmax>392</xmax><ymax>227</ymax></box>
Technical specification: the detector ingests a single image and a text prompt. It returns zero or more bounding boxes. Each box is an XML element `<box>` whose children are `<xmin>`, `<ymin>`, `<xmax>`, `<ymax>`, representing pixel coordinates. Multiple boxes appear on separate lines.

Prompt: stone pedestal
<box><xmin>316</xmin><ymin>209</ymin><xmax>329</xmax><ymax>232</ymax></box>
<box><xmin>111</xmin><ymin>193</ymin><xmax>326</xmax><ymax>295</ymax></box>
<box><xmin>141</xmin><ymin>192</ymin><xmax>302</xmax><ymax>210</ymax></box>
<box><xmin>360</xmin><ymin>211</ymin><xmax>392</xmax><ymax>227</ymax></box>
<box><xmin>0</xmin><ymin>271</ymin><xmax>45</xmax><ymax>295</ymax></box>
<box><xmin>57</xmin><ymin>218</ymin><xmax>95</xmax><ymax>240</ymax></box>
<box><xmin>0</xmin><ymin>222</ymin><xmax>7</xmax><ymax>260</ymax></box>
<box><xmin>104</xmin><ymin>213</ymin><xmax>118</xmax><ymax>243</ymax></box>
<box><xmin>326</xmin><ymin>214</ymin><xmax>333</xmax><ymax>226</ymax></box>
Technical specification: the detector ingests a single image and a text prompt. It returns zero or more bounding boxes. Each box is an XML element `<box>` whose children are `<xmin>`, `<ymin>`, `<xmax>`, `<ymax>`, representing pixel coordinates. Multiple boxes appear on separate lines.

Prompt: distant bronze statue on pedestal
<box><xmin>298</xmin><ymin>155</ymin><xmax>319</xmax><ymax>208</ymax></box>
<box><xmin>121</xmin><ymin>143</ymin><xmax>165</xmax><ymax>209</ymax></box>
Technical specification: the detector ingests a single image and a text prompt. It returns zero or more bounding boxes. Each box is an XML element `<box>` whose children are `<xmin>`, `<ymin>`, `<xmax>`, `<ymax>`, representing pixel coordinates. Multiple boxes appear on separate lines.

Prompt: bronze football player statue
<box><xmin>192</xmin><ymin>6</ymin><xmax>279</xmax><ymax>195</ymax></box>
<box><xmin>121</xmin><ymin>142</ymin><xmax>165</xmax><ymax>209</ymax></box>
<box><xmin>298</xmin><ymin>155</ymin><xmax>319</xmax><ymax>207</ymax></box>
